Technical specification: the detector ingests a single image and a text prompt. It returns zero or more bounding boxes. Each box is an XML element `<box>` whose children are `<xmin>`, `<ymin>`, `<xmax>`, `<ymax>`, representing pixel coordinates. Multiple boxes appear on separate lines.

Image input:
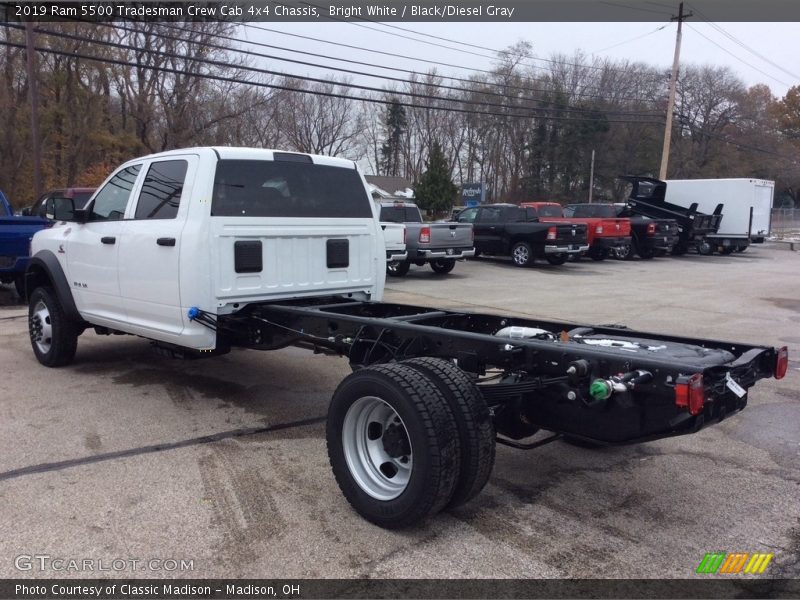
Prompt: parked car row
<box><xmin>379</xmin><ymin>175</ymin><xmax>775</xmax><ymax>275</ymax></box>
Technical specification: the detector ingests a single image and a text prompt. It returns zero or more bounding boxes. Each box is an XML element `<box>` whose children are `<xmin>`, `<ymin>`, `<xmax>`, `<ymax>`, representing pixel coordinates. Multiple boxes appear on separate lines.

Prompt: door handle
<box><xmin>101</xmin><ymin>236</ymin><xmax>116</xmax><ymax>245</ymax></box>
<box><xmin>157</xmin><ymin>237</ymin><xmax>176</xmax><ymax>247</ymax></box>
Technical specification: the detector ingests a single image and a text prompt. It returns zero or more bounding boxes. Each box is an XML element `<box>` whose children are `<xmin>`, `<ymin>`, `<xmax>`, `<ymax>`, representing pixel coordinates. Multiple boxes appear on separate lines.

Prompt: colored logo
<box><xmin>697</xmin><ymin>552</ymin><xmax>773</xmax><ymax>574</ymax></box>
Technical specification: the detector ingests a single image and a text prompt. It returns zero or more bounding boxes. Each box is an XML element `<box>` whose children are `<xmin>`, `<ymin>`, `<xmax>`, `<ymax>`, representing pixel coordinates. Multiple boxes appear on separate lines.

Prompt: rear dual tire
<box><xmin>327</xmin><ymin>359</ymin><xmax>495</xmax><ymax>528</ymax></box>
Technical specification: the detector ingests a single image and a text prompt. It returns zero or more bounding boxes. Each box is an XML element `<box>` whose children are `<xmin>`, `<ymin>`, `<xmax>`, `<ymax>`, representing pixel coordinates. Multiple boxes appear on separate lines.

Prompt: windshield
<box><xmin>211</xmin><ymin>160</ymin><xmax>372</xmax><ymax>218</ymax></box>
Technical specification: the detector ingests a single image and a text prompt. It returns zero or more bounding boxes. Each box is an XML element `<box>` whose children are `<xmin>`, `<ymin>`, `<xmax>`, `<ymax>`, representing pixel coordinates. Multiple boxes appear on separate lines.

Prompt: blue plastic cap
<box><xmin>187</xmin><ymin>307</ymin><xmax>200</xmax><ymax>320</ymax></box>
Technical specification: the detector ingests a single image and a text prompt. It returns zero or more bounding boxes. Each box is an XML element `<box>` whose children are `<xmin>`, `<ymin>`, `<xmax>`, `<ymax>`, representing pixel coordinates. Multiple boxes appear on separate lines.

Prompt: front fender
<box><xmin>25</xmin><ymin>250</ymin><xmax>82</xmax><ymax>322</ymax></box>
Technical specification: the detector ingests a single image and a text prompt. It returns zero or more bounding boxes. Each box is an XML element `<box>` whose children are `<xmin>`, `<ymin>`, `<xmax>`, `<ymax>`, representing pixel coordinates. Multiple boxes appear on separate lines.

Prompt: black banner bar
<box><xmin>2</xmin><ymin>579</ymin><xmax>800</xmax><ymax>599</ymax></box>
<box><xmin>2</xmin><ymin>0</ymin><xmax>800</xmax><ymax>22</ymax></box>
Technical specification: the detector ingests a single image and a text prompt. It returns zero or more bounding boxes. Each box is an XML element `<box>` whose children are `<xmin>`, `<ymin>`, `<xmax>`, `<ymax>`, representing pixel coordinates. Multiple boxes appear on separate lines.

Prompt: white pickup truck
<box><xmin>25</xmin><ymin>147</ymin><xmax>787</xmax><ymax>529</ymax></box>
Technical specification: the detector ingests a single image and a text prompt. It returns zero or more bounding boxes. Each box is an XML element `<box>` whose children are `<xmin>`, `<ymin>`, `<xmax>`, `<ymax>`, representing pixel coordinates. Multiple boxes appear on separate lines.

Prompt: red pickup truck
<box><xmin>520</xmin><ymin>202</ymin><xmax>632</xmax><ymax>261</ymax></box>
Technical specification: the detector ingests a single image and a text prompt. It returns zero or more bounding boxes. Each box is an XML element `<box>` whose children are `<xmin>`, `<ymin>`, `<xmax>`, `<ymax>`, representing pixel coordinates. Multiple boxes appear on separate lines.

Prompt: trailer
<box><xmin>666</xmin><ymin>178</ymin><xmax>775</xmax><ymax>254</ymax></box>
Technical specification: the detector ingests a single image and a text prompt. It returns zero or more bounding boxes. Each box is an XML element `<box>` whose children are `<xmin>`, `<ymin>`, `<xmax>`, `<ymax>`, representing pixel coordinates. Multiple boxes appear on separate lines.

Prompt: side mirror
<box><xmin>45</xmin><ymin>197</ymin><xmax>76</xmax><ymax>221</ymax></box>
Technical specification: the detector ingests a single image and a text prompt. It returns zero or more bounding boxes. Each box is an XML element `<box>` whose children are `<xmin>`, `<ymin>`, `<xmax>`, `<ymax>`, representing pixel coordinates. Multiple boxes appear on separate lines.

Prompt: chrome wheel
<box><xmin>29</xmin><ymin>299</ymin><xmax>53</xmax><ymax>355</ymax></box>
<box><xmin>512</xmin><ymin>244</ymin><xmax>530</xmax><ymax>266</ymax></box>
<box><xmin>342</xmin><ymin>396</ymin><xmax>413</xmax><ymax>500</ymax></box>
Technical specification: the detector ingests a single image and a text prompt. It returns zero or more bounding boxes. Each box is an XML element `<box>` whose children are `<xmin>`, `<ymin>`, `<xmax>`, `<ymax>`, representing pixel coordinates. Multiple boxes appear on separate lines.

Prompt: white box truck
<box><xmin>665</xmin><ymin>178</ymin><xmax>775</xmax><ymax>254</ymax></box>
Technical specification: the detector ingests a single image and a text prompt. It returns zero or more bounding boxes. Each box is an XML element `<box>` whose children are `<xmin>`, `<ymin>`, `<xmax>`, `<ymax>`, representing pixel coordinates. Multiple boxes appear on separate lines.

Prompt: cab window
<box><xmin>134</xmin><ymin>160</ymin><xmax>188</xmax><ymax>220</ymax></box>
<box><xmin>456</xmin><ymin>208</ymin><xmax>478</xmax><ymax>223</ymax></box>
<box><xmin>91</xmin><ymin>165</ymin><xmax>141</xmax><ymax>221</ymax></box>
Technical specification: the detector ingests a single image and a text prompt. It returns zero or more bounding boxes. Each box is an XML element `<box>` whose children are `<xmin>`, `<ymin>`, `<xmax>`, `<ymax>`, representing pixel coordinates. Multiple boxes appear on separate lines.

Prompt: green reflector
<box><xmin>589</xmin><ymin>379</ymin><xmax>612</xmax><ymax>400</ymax></box>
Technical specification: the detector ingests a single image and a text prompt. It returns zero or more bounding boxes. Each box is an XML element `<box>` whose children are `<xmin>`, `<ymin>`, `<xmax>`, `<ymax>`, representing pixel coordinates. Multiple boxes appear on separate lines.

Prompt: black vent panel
<box><xmin>234</xmin><ymin>241</ymin><xmax>263</xmax><ymax>273</ymax></box>
<box><xmin>326</xmin><ymin>239</ymin><xmax>349</xmax><ymax>269</ymax></box>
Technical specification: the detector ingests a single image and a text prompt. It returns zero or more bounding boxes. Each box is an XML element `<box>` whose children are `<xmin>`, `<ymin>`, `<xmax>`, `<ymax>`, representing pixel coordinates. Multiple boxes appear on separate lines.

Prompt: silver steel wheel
<box><xmin>30</xmin><ymin>299</ymin><xmax>53</xmax><ymax>355</ymax></box>
<box><xmin>342</xmin><ymin>396</ymin><xmax>413</xmax><ymax>500</ymax></box>
<box><xmin>512</xmin><ymin>244</ymin><xmax>529</xmax><ymax>266</ymax></box>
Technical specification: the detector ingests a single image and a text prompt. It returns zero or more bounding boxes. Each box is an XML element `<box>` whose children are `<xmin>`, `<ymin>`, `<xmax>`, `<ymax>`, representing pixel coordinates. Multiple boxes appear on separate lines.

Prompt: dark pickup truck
<box><xmin>620</xmin><ymin>176</ymin><xmax>723</xmax><ymax>256</ymax></box>
<box><xmin>456</xmin><ymin>204</ymin><xmax>589</xmax><ymax>266</ymax></box>
<box><xmin>565</xmin><ymin>203</ymin><xmax>679</xmax><ymax>259</ymax></box>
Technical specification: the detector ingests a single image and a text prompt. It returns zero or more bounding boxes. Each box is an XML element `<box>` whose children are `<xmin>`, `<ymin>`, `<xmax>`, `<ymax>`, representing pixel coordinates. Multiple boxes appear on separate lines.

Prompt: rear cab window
<box><xmin>379</xmin><ymin>205</ymin><xmax>422</xmax><ymax>223</ymax></box>
<box><xmin>211</xmin><ymin>159</ymin><xmax>372</xmax><ymax>218</ymax></box>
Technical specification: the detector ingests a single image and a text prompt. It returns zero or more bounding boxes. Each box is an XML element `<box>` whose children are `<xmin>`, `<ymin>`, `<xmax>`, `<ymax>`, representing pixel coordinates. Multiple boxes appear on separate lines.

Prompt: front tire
<box><xmin>615</xmin><ymin>244</ymin><xmax>633</xmax><ymax>260</ymax></box>
<box><xmin>697</xmin><ymin>240</ymin><xmax>714</xmax><ymax>255</ymax></box>
<box><xmin>327</xmin><ymin>363</ymin><xmax>460</xmax><ymax>528</ymax></box>
<box><xmin>386</xmin><ymin>260</ymin><xmax>411</xmax><ymax>277</ymax></box>
<box><xmin>510</xmin><ymin>241</ymin><xmax>534</xmax><ymax>267</ymax></box>
<box><xmin>401</xmin><ymin>358</ymin><xmax>495</xmax><ymax>508</ymax></box>
<box><xmin>28</xmin><ymin>287</ymin><xmax>78</xmax><ymax>367</ymax></box>
<box><xmin>588</xmin><ymin>247</ymin><xmax>608</xmax><ymax>261</ymax></box>
<box><xmin>430</xmin><ymin>259</ymin><xmax>456</xmax><ymax>274</ymax></box>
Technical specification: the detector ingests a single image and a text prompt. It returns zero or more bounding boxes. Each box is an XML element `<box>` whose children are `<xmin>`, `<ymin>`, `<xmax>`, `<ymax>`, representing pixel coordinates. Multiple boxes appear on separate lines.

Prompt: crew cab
<box><xmin>521</xmin><ymin>201</ymin><xmax>632</xmax><ymax>261</ymax></box>
<box><xmin>456</xmin><ymin>203</ymin><xmax>589</xmax><ymax>266</ymax></box>
<box><xmin>25</xmin><ymin>147</ymin><xmax>787</xmax><ymax>529</ymax></box>
<box><xmin>377</xmin><ymin>200</ymin><xmax>473</xmax><ymax>276</ymax></box>
<box><xmin>567</xmin><ymin>203</ymin><xmax>679</xmax><ymax>259</ymax></box>
<box><xmin>0</xmin><ymin>190</ymin><xmax>49</xmax><ymax>296</ymax></box>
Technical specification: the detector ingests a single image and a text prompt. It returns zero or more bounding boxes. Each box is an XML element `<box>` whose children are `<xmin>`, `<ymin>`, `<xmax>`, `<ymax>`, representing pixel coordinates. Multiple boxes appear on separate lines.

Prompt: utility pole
<box><xmin>25</xmin><ymin>22</ymin><xmax>43</xmax><ymax>199</ymax></box>
<box><xmin>588</xmin><ymin>149</ymin><xmax>595</xmax><ymax>203</ymax></box>
<box><xmin>659</xmin><ymin>2</ymin><xmax>692</xmax><ymax>180</ymax></box>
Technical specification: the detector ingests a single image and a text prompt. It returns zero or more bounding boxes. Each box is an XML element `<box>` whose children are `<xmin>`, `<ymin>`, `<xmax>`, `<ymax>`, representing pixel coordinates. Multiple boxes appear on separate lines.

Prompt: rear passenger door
<box><xmin>119</xmin><ymin>156</ymin><xmax>197</xmax><ymax>340</ymax></box>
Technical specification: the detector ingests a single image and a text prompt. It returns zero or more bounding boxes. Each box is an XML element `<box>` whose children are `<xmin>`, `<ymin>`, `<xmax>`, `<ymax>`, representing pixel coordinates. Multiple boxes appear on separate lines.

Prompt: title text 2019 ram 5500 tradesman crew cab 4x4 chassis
<box><xmin>26</xmin><ymin>147</ymin><xmax>788</xmax><ymax>529</ymax></box>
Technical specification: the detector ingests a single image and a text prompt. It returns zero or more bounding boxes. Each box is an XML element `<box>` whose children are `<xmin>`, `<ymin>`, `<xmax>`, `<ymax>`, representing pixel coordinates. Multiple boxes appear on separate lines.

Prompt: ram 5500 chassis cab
<box><xmin>26</xmin><ymin>147</ymin><xmax>787</xmax><ymax>529</ymax></box>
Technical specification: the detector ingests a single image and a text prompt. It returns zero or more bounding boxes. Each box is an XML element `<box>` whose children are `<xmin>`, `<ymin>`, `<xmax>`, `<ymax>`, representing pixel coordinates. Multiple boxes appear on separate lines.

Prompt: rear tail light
<box><xmin>419</xmin><ymin>227</ymin><xmax>430</xmax><ymax>244</ymax></box>
<box><xmin>403</xmin><ymin>227</ymin><xmax>407</xmax><ymax>244</ymax></box>
<box><xmin>546</xmin><ymin>227</ymin><xmax>557</xmax><ymax>241</ymax></box>
<box><xmin>647</xmin><ymin>223</ymin><xmax>656</xmax><ymax>235</ymax></box>
<box><xmin>775</xmin><ymin>346</ymin><xmax>788</xmax><ymax>379</ymax></box>
<box><xmin>675</xmin><ymin>373</ymin><xmax>704</xmax><ymax>415</ymax></box>
<box><xmin>470</xmin><ymin>226</ymin><xmax>474</xmax><ymax>242</ymax></box>
<box><xmin>595</xmin><ymin>225</ymin><xmax>604</xmax><ymax>234</ymax></box>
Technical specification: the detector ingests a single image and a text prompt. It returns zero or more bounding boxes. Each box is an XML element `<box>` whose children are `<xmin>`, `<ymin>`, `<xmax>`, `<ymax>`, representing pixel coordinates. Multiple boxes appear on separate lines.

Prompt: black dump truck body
<box><xmin>619</xmin><ymin>176</ymin><xmax>723</xmax><ymax>255</ymax></box>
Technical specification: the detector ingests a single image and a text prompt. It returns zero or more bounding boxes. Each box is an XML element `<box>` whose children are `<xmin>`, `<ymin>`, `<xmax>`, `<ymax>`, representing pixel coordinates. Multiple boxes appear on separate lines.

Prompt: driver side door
<box><xmin>66</xmin><ymin>164</ymin><xmax>142</xmax><ymax>325</ymax></box>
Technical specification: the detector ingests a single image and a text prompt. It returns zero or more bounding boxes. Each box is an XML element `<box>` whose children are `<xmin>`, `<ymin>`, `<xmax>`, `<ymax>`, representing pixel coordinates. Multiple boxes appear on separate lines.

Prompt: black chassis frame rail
<box><xmin>218</xmin><ymin>297</ymin><xmax>778</xmax><ymax>445</ymax></box>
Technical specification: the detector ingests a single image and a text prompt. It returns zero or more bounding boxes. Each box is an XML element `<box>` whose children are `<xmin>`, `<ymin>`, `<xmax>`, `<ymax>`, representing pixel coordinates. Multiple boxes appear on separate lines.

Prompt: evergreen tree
<box><xmin>414</xmin><ymin>142</ymin><xmax>457</xmax><ymax>213</ymax></box>
<box><xmin>379</xmin><ymin>99</ymin><xmax>406</xmax><ymax>176</ymax></box>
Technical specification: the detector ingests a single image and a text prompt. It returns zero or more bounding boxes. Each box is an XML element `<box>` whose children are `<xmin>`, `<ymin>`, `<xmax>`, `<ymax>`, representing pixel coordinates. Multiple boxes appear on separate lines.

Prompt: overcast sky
<box><xmin>240</xmin><ymin>21</ymin><xmax>798</xmax><ymax>99</ymax></box>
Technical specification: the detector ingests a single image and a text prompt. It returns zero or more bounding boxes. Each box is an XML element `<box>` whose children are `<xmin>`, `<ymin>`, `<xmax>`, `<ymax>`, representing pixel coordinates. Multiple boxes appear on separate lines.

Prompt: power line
<box><xmin>16</xmin><ymin>24</ymin><xmax>663</xmax><ymax>124</ymax></box>
<box><xmin>590</xmin><ymin>23</ymin><xmax>670</xmax><ymax>55</ymax></box>
<box><xmin>97</xmin><ymin>21</ymin><xmax>663</xmax><ymax>118</ymax></box>
<box><xmin>684</xmin><ymin>23</ymin><xmax>793</xmax><ymax>88</ymax></box>
<box><xmin>242</xmin><ymin>23</ymin><xmax>665</xmax><ymax>104</ymax></box>
<box><xmin>686</xmin><ymin>4</ymin><xmax>800</xmax><ymax>81</ymax></box>
<box><xmin>0</xmin><ymin>37</ymin><xmax>663</xmax><ymax>127</ymax></box>
<box><xmin>675</xmin><ymin>114</ymin><xmax>799</xmax><ymax>163</ymax></box>
<box><xmin>298</xmin><ymin>0</ymin><xmax>665</xmax><ymax>80</ymax></box>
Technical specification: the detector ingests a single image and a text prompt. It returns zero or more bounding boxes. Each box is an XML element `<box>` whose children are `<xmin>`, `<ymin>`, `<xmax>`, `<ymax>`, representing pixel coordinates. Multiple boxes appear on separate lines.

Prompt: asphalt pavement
<box><xmin>0</xmin><ymin>245</ymin><xmax>798</xmax><ymax>581</ymax></box>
